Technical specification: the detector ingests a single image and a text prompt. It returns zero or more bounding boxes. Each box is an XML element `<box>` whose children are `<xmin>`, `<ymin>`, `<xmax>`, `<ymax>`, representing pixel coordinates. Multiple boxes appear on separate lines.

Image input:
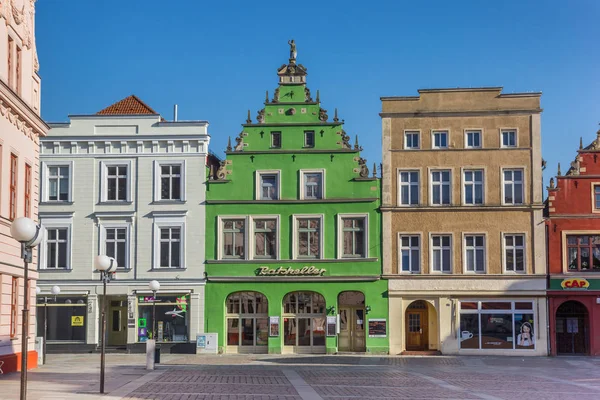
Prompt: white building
<box><xmin>37</xmin><ymin>96</ymin><xmax>210</xmax><ymax>353</ymax></box>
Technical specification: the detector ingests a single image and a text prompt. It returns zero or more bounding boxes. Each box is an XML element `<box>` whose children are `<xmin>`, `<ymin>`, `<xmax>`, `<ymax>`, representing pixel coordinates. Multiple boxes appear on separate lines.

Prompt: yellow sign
<box><xmin>561</xmin><ymin>278</ymin><xmax>589</xmax><ymax>289</ymax></box>
<box><xmin>71</xmin><ymin>316</ymin><xmax>84</xmax><ymax>326</ymax></box>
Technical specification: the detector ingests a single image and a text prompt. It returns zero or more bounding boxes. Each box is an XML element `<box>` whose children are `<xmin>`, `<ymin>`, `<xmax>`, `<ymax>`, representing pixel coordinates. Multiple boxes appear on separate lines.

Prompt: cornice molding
<box><xmin>0</xmin><ymin>82</ymin><xmax>49</xmax><ymax>139</ymax></box>
<box><xmin>379</xmin><ymin>109</ymin><xmax>542</xmax><ymax>118</ymax></box>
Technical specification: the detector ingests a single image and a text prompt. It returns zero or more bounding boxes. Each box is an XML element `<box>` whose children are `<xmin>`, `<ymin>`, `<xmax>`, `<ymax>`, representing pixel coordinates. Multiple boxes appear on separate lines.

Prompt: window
<box><xmin>405</xmin><ymin>131</ymin><xmax>420</xmax><ymax>149</ymax></box>
<box><xmin>10</xmin><ymin>277</ymin><xmax>18</xmax><ymax>338</ymax></box>
<box><xmin>10</xmin><ymin>153</ymin><xmax>17</xmax><ymax>220</ymax></box>
<box><xmin>159</xmin><ymin>227</ymin><xmax>181</xmax><ymax>268</ymax></box>
<box><xmin>104</xmin><ymin>227</ymin><xmax>128</xmax><ymax>269</ymax></box>
<box><xmin>24</xmin><ymin>164</ymin><xmax>31</xmax><ymax>218</ymax></box>
<box><xmin>339</xmin><ymin>215</ymin><xmax>367</xmax><ymax>258</ymax></box>
<box><xmin>44</xmin><ymin>162</ymin><xmax>72</xmax><ymax>202</ymax></box>
<box><xmin>431</xmin><ymin>170</ymin><xmax>451</xmax><ymax>205</ymax></box>
<box><xmin>465</xmin><ymin>130</ymin><xmax>481</xmax><ymax>149</ymax></box>
<box><xmin>283</xmin><ymin>292</ymin><xmax>326</xmax><ymax>347</ymax></box>
<box><xmin>36</xmin><ymin>297</ymin><xmax>87</xmax><ymax>343</ymax></box>
<box><xmin>222</xmin><ymin>219</ymin><xmax>246</xmax><ymax>259</ymax></box>
<box><xmin>271</xmin><ymin>132</ymin><xmax>281</xmax><ymax>148</ymax></box>
<box><xmin>301</xmin><ymin>170</ymin><xmax>324</xmax><ymax>200</ymax></box>
<box><xmin>45</xmin><ymin>228</ymin><xmax>69</xmax><ymax>269</ymax></box>
<box><xmin>503</xmin><ymin>169</ymin><xmax>524</xmax><ymax>205</ymax></box>
<box><xmin>501</xmin><ymin>130</ymin><xmax>517</xmax><ymax>148</ymax></box>
<box><xmin>296</xmin><ymin>217</ymin><xmax>322</xmax><ymax>259</ymax></box>
<box><xmin>137</xmin><ymin>295</ymin><xmax>190</xmax><ymax>342</ymax></box>
<box><xmin>567</xmin><ymin>235</ymin><xmax>600</xmax><ymax>272</ymax></box>
<box><xmin>594</xmin><ymin>185</ymin><xmax>600</xmax><ymax>210</ymax></box>
<box><xmin>432</xmin><ymin>131</ymin><xmax>448</xmax><ymax>149</ymax></box>
<box><xmin>254</xmin><ymin>219</ymin><xmax>277</xmax><ymax>259</ymax></box>
<box><xmin>159</xmin><ymin>164</ymin><xmax>182</xmax><ymax>200</ymax></box>
<box><xmin>101</xmin><ymin>161</ymin><xmax>131</xmax><ymax>202</ymax></box>
<box><xmin>504</xmin><ymin>234</ymin><xmax>525</xmax><ymax>272</ymax></box>
<box><xmin>459</xmin><ymin>301</ymin><xmax>535</xmax><ymax>350</ymax></box>
<box><xmin>398</xmin><ymin>171</ymin><xmax>419</xmax><ymax>206</ymax></box>
<box><xmin>399</xmin><ymin>235</ymin><xmax>420</xmax><ymax>273</ymax></box>
<box><xmin>304</xmin><ymin>131</ymin><xmax>315</xmax><ymax>148</ymax></box>
<box><xmin>16</xmin><ymin>45</ymin><xmax>22</xmax><ymax>95</ymax></box>
<box><xmin>431</xmin><ymin>235</ymin><xmax>452</xmax><ymax>273</ymax></box>
<box><xmin>226</xmin><ymin>292</ymin><xmax>268</xmax><ymax>347</ymax></box>
<box><xmin>257</xmin><ymin>172</ymin><xmax>279</xmax><ymax>200</ymax></box>
<box><xmin>7</xmin><ymin>36</ymin><xmax>14</xmax><ymax>89</ymax></box>
<box><xmin>464</xmin><ymin>235</ymin><xmax>485</xmax><ymax>273</ymax></box>
<box><xmin>463</xmin><ymin>170</ymin><xmax>484</xmax><ymax>205</ymax></box>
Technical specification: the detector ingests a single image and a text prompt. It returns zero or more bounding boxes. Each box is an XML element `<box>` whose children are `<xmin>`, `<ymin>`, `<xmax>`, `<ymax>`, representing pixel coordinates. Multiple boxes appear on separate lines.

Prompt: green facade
<box><xmin>205</xmin><ymin>48</ymin><xmax>387</xmax><ymax>354</ymax></box>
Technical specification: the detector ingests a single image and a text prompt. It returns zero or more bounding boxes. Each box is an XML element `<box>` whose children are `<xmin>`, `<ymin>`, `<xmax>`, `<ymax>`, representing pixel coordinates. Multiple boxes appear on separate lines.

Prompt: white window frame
<box><xmin>292</xmin><ymin>214</ymin><xmax>324</xmax><ymax>260</ymax></box>
<box><xmin>430</xmin><ymin>233</ymin><xmax>452</xmax><ymax>274</ymax></box>
<box><xmin>503</xmin><ymin>233</ymin><xmax>526</xmax><ymax>273</ymax></box>
<box><xmin>299</xmin><ymin>169</ymin><xmax>326</xmax><ymax>200</ymax></box>
<box><xmin>217</xmin><ymin>215</ymin><xmax>248</xmax><ymax>261</ymax></box>
<box><xmin>153</xmin><ymin>160</ymin><xmax>186</xmax><ymax>202</ymax></box>
<box><xmin>429</xmin><ymin>168</ymin><xmax>452</xmax><ymax>206</ymax></box>
<box><xmin>152</xmin><ymin>213</ymin><xmax>186</xmax><ymax>269</ymax></box>
<box><xmin>502</xmin><ymin>167</ymin><xmax>525</xmax><ymax>205</ymax></box>
<box><xmin>462</xmin><ymin>168</ymin><xmax>485</xmax><ymax>205</ymax></box>
<box><xmin>39</xmin><ymin>216</ymin><xmax>73</xmax><ymax>270</ymax></box>
<box><xmin>431</xmin><ymin>130</ymin><xmax>449</xmax><ymax>149</ymax></box>
<box><xmin>100</xmin><ymin>160</ymin><xmax>132</xmax><ymax>202</ymax></box>
<box><xmin>249</xmin><ymin>215</ymin><xmax>280</xmax><ymax>260</ymax></box>
<box><xmin>464</xmin><ymin>129</ymin><xmax>482</xmax><ymax>149</ymax></box>
<box><xmin>41</xmin><ymin>161</ymin><xmax>74</xmax><ymax>202</ymax></box>
<box><xmin>99</xmin><ymin>222</ymin><xmax>132</xmax><ymax>270</ymax></box>
<box><xmin>463</xmin><ymin>233</ymin><xmax>487</xmax><ymax>274</ymax></box>
<box><xmin>500</xmin><ymin>129</ymin><xmax>518</xmax><ymax>148</ymax></box>
<box><xmin>404</xmin><ymin>130</ymin><xmax>420</xmax><ymax>150</ymax></box>
<box><xmin>255</xmin><ymin>170</ymin><xmax>281</xmax><ymax>201</ymax></box>
<box><xmin>304</xmin><ymin>130</ymin><xmax>315</xmax><ymax>148</ymax></box>
<box><xmin>271</xmin><ymin>131</ymin><xmax>282</xmax><ymax>148</ymax></box>
<box><xmin>398</xmin><ymin>233</ymin><xmax>421</xmax><ymax>274</ymax></box>
<box><xmin>593</xmin><ymin>183</ymin><xmax>600</xmax><ymax>213</ymax></box>
<box><xmin>337</xmin><ymin>213</ymin><xmax>369</xmax><ymax>259</ymax></box>
<box><xmin>397</xmin><ymin>169</ymin><xmax>420</xmax><ymax>206</ymax></box>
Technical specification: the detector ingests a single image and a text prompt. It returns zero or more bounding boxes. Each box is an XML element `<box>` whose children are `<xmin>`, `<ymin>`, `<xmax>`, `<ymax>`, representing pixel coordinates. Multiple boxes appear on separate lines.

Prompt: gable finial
<box><xmin>549</xmin><ymin>177</ymin><xmax>555</xmax><ymax>189</ymax></box>
<box><xmin>226</xmin><ymin>136</ymin><xmax>232</xmax><ymax>152</ymax></box>
<box><xmin>266</xmin><ymin>90</ymin><xmax>269</xmax><ymax>103</ymax></box>
<box><xmin>372</xmin><ymin>162</ymin><xmax>377</xmax><ymax>178</ymax></box>
<box><xmin>316</xmin><ymin>90</ymin><xmax>320</xmax><ymax>103</ymax></box>
<box><xmin>557</xmin><ymin>162</ymin><xmax>562</xmax><ymax>176</ymax></box>
<box><xmin>246</xmin><ymin>110</ymin><xmax>252</xmax><ymax>124</ymax></box>
<box><xmin>333</xmin><ymin>108</ymin><xmax>339</xmax><ymax>123</ymax></box>
<box><xmin>580</xmin><ymin>137</ymin><xmax>583</xmax><ymax>150</ymax></box>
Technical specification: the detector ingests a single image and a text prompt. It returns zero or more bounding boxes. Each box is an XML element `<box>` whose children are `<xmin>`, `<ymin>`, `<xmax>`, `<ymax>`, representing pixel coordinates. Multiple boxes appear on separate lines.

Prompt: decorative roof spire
<box><xmin>557</xmin><ymin>162</ymin><xmax>562</xmax><ymax>176</ymax></box>
<box><xmin>580</xmin><ymin>137</ymin><xmax>583</xmax><ymax>150</ymax></box>
<box><xmin>354</xmin><ymin>135</ymin><xmax>363</xmax><ymax>151</ymax></box>
<box><xmin>316</xmin><ymin>90</ymin><xmax>320</xmax><ymax>103</ymax></box>
<box><xmin>265</xmin><ymin>90</ymin><xmax>269</xmax><ymax>103</ymax></box>
<box><xmin>246</xmin><ymin>110</ymin><xmax>252</xmax><ymax>124</ymax></box>
<box><xmin>372</xmin><ymin>163</ymin><xmax>377</xmax><ymax>178</ymax></box>
<box><xmin>226</xmin><ymin>137</ymin><xmax>232</xmax><ymax>151</ymax></box>
<box><xmin>333</xmin><ymin>108</ymin><xmax>339</xmax><ymax>123</ymax></box>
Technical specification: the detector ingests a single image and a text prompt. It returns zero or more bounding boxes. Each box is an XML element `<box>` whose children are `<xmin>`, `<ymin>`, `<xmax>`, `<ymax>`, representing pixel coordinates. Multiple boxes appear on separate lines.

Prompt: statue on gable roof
<box><xmin>288</xmin><ymin>39</ymin><xmax>297</xmax><ymax>60</ymax></box>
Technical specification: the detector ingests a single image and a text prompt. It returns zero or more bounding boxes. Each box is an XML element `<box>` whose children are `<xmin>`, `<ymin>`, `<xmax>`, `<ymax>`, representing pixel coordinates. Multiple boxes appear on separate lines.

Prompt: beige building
<box><xmin>380</xmin><ymin>88</ymin><xmax>547</xmax><ymax>355</ymax></box>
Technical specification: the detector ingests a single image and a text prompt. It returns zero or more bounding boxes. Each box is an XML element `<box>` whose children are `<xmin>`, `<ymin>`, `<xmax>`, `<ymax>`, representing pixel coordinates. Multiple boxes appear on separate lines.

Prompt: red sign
<box><xmin>561</xmin><ymin>278</ymin><xmax>589</xmax><ymax>289</ymax></box>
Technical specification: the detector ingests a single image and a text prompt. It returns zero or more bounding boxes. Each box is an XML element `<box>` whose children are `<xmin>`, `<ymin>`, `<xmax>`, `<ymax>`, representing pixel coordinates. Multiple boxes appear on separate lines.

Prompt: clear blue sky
<box><xmin>37</xmin><ymin>0</ymin><xmax>599</xmax><ymax>187</ymax></box>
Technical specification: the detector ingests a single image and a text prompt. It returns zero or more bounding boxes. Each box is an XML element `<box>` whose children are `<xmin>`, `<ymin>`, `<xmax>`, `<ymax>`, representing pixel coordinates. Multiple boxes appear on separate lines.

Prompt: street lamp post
<box><xmin>36</xmin><ymin>285</ymin><xmax>60</xmax><ymax>365</ymax></box>
<box><xmin>148</xmin><ymin>280</ymin><xmax>160</xmax><ymax>340</ymax></box>
<box><xmin>94</xmin><ymin>255</ymin><xmax>117</xmax><ymax>394</ymax></box>
<box><xmin>10</xmin><ymin>217</ymin><xmax>44</xmax><ymax>400</ymax></box>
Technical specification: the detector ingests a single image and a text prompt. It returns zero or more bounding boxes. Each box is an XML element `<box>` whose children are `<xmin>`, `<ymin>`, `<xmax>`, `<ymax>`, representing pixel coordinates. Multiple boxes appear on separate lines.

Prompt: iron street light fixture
<box><xmin>148</xmin><ymin>280</ymin><xmax>160</xmax><ymax>341</ymax></box>
<box><xmin>94</xmin><ymin>254</ymin><xmax>117</xmax><ymax>394</ymax></box>
<box><xmin>10</xmin><ymin>217</ymin><xmax>43</xmax><ymax>400</ymax></box>
<box><xmin>37</xmin><ymin>285</ymin><xmax>60</xmax><ymax>365</ymax></box>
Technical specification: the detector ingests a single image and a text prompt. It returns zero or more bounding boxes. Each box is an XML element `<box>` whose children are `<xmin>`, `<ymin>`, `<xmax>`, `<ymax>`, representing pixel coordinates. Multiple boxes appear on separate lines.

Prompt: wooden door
<box><xmin>338</xmin><ymin>307</ymin><xmax>366</xmax><ymax>352</ymax></box>
<box><xmin>108</xmin><ymin>303</ymin><xmax>128</xmax><ymax>345</ymax></box>
<box><xmin>406</xmin><ymin>310</ymin><xmax>427</xmax><ymax>350</ymax></box>
<box><xmin>338</xmin><ymin>308</ymin><xmax>351</xmax><ymax>351</ymax></box>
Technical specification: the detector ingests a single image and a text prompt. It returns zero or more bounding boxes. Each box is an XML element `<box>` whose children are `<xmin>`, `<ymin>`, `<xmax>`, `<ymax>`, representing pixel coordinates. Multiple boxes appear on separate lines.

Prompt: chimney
<box><xmin>173</xmin><ymin>104</ymin><xmax>178</xmax><ymax>122</ymax></box>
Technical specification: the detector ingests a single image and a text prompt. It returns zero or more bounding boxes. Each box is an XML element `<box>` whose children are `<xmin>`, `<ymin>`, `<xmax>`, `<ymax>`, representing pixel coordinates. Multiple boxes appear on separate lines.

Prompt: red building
<box><xmin>546</xmin><ymin>129</ymin><xmax>600</xmax><ymax>356</ymax></box>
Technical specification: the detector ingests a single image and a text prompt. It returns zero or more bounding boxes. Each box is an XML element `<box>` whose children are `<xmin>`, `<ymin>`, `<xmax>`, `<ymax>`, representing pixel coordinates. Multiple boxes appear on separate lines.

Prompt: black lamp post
<box><xmin>94</xmin><ymin>255</ymin><xmax>117</xmax><ymax>394</ymax></box>
<box><xmin>148</xmin><ymin>280</ymin><xmax>160</xmax><ymax>340</ymax></box>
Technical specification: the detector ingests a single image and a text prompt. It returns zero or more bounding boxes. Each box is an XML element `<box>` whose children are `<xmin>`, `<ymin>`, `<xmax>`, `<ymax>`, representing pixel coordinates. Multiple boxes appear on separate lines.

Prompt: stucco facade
<box><xmin>546</xmin><ymin>130</ymin><xmax>600</xmax><ymax>356</ymax></box>
<box><xmin>0</xmin><ymin>0</ymin><xmax>48</xmax><ymax>373</ymax></box>
<box><xmin>37</xmin><ymin>97</ymin><xmax>209</xmax><ymax>353</ymax></box>
<box><xmin>381</xmin><ymin>88</ymin><xmax>547</xmax><ymax>355</ymax></box>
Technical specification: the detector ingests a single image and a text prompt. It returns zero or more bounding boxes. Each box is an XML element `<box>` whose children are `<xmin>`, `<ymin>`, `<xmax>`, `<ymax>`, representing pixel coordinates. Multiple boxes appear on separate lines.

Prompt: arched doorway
<box><xmin>282</xmin><ymin>292</ymin><xmax>326</xmax><ymax>354</ymax></box>
<box><xmin>338</xmin><ymin>291</ymin><xmax>366</xmax><ymax>352</ymax></box>
<box><xmin>405</xmin><ymin>300</ymin><xmax>429</xmax><ymax>351</ymax></box>
<box><xmin>556</xmin><ymin>300</ymin><xmax>589</xmax><ymax>355</ymax></box>
<box><xmin>225</xmin><ymin>292</ymin><xmax>268</xmax><ymax>353</ymax></box>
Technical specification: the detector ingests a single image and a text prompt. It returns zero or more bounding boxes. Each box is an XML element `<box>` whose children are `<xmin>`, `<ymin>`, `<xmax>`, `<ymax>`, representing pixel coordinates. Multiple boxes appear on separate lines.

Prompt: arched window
<box><xmin>282</xmin><ymin>292</ymin><xmax>326</xmax><ymax>349</ymax></box>
<box><xmin>226</xmin><ymin>292</ymin><xmax>268</xmax><ymax>350</ymax></box>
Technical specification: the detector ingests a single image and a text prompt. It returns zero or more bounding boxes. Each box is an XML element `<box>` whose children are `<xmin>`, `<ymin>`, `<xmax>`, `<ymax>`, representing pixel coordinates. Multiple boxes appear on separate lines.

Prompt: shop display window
<box><xmin>226</xmin><ymin>292</ymin><xmax>268</xmax><ymax>347</ymax></box>
<box><xmin>36</xmin><ymin>296</ymin><xmax>87</xmax><ymax>342</ymax></box>
<box><xmin>137</xmin><ymin>294</ymin><xmax>189</xmax><ymax>342</ymax></box>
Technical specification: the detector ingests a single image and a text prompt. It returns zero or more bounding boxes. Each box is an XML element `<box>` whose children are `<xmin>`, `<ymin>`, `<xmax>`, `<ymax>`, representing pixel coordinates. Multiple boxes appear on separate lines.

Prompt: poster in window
<box><xmin>566</xmin><ymin>318</ymin><xmax>578</xmax><ymax>333</ymax></box>
<box><xmin>326</xmin><ymin>316</ymin><xmax>337</xmax><ymax>336</ymax></box>
<box><xmin>269</xmin><ymin>316</ymin><xmax>280</xmax><ymax>337</ymax></box>
<box><xmin>514</xmin><ymin>314</ymin><xmax>535</xmax><ymax>349</ymax></box>
<box><xmin>368</xmin><ymin>319</ymin><xmax>386</xmax><ymax>338</ymax></box>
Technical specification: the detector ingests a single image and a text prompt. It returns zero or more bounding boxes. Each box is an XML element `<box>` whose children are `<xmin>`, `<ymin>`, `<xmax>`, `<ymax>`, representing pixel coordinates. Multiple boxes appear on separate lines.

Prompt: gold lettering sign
<box><xmin>257</xmin><ymin>266</ymin><xmax>326</xmax><ymax>276</ymax></box>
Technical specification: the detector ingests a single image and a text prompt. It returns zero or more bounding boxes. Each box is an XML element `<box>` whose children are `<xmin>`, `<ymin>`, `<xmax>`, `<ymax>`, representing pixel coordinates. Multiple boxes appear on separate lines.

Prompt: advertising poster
<box><xmin>269</xmin><ymin>316</ymin><xmax>280</xmax><ymax>336</ymax></box>
<box><xmin>368</xmin><ymin>319</ymin><xmax>387</xmax><ymax>338</ymax></box>
<box><xmin>71</xmin><ymin>316</ymin><xmax>84</xmax><ymax>326</ymax></box>
<box><xmin>514</xmin><ymin>314</ymin><xmax>535</xmax><ymax>349</ymax></box>
<box><xmin>326</xmin><ymin>316</ymin><xmax>337</xmax><ymax>336</ymax></box>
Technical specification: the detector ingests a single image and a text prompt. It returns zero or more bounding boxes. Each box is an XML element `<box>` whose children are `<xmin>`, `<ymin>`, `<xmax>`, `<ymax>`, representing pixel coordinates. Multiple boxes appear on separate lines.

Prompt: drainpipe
<box><xmin>545</xmin><ymin>221</ymin><xmax>551</xmax><ymax>356</ymax></box>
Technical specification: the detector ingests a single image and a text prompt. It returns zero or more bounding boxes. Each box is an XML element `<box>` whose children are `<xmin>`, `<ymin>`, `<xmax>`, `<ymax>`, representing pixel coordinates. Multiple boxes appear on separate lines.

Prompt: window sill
<box><xmin>40</xmin><ymin>201</ymin><xmax>74</xmax><ymax>206</ymax></box>
<box><xmin>151</xmin><ymin>267</ymin><xmax>187</xmax><ymax>271</ymax></box>
<box><xmin>39</xmin><ymin>268</ymin><xmax>72</xmax><ymax>272</ymax></box>
<box><xmin>98</xmin><ymin>201</ymin><xmax>133</xmax><ymax>205</ymax></box>
<box><xmin>151</xmin><ymin>200</ymin><xmax>186</xmax><ymax>205</ymax></box>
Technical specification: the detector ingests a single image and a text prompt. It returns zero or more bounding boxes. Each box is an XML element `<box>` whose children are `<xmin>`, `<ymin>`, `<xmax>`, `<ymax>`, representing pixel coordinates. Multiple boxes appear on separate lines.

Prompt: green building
<box><xmin>205</xmin><ymin>43</ymin><xmax>387</xmax><ymax>354</ymax></box>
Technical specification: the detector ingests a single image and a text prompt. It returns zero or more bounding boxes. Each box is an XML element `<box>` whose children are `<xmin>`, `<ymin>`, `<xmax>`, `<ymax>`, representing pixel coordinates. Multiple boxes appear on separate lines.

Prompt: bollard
<box><xmin>146</xmin><ymin>339</ymin><xmax>155</xmax><ymax>370</ymax></box>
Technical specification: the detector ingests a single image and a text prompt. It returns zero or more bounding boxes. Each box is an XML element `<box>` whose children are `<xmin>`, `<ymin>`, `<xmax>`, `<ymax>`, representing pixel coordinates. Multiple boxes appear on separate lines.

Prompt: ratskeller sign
<box><xmin>257</xmin><ymin>266</ymin><xmax>326</xmax><ymax>276</ymax></box>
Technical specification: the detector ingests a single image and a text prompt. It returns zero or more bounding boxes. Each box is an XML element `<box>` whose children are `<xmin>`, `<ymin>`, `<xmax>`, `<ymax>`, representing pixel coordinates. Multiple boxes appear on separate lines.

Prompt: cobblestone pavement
<box><xmin>1</xmin><ymin>354</ymin><xmax>600</xmax><ymax>399</ymax></box>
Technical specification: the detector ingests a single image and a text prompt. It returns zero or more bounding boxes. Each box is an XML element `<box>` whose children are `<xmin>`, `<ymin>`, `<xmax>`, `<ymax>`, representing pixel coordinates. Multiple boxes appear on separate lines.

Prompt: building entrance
<box><xmin>556</xmin><ymin>300</ymin><xmax>589</xmax><ymax>355</ymax></box>
<box><xmin>225</xmin><ymin>292</ymin><xmax>269</xmax><ymax>353</ymax></box>
<box><xmin>338</xmin><ymin>291</ymin><xmax>366</xmax><ymax>352</ymax></box>
<box><xmin>107</xmin><ymin>298</ymin><xmax>128</xmax><ymax>346</ymax></box>
<box><xmin>405</xmin><ymin>300</ymin><xmax>428</xmax><ymax>351</ymax></box>
<box><xmin>283</xmin><ymin>292</ymin><xmax>326</xmax><ymax>354</ymax></box>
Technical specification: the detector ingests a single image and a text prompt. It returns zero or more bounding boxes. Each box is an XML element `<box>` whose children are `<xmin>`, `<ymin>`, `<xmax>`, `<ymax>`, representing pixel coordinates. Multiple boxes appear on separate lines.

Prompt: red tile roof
<box><xmin>96</xmin><ymin>95</ymin><xmax>159</xmax><ymax>115</ymax></box>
